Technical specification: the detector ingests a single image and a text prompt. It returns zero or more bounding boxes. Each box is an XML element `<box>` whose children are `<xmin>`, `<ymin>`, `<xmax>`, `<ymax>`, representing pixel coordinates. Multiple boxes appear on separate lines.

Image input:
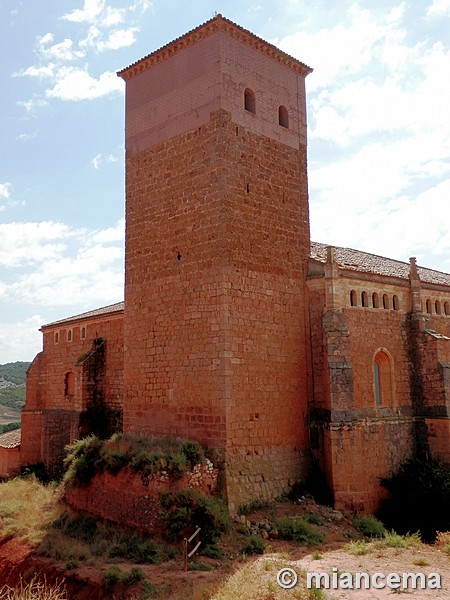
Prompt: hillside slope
<box><xmin>0</xmin><ymin>361</ymin><xmax>30</xmax><ymax>424</ymax></box>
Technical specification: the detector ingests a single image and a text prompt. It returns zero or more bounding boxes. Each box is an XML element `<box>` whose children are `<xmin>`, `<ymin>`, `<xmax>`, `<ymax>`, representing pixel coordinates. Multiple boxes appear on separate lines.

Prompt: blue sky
<box><xmin>1</xmin><ymin>0</ymin><xmax>449</xmax><ymax>362</ymax></box>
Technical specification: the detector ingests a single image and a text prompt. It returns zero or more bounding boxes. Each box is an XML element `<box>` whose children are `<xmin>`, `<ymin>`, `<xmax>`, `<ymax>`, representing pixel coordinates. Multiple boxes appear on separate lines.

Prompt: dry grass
<box><xmin>0</xmin><ymin>477</ymin><xmax>59</xmax><ymax>545</ymax></box>
<box><xmin>211</xmin><ymin>556</ymin><xmax>324</xmax><ymax>600</ymax></box>
<box><xmin>0</xmin><ymin>576</ymin><xmax>66</xmax><ymax>600</ymax></box>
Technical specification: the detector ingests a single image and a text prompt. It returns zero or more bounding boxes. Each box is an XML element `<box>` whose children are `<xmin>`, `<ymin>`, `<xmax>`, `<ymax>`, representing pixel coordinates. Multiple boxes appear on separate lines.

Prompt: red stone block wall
<box><xmin>123</xmin><ymin>30</ymin><xmax>311</xmax><ymax>507</ymax></box>
<box><xmin>65</xmin><ymin>464</ymin><xmax>218</xmax><ymax>535</ymax></box>
<box><xmin>21</xmin><ymin>313</ymin><xmax>124</xmax><ymax>470</ymax></box>
<box><xmin>0</xmin><ymin>447</ymin><xmax>20</xmax><ymax>478</ymax></box>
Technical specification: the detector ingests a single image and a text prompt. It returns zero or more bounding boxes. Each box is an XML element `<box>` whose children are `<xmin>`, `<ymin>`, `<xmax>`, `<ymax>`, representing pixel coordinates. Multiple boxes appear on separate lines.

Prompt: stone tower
<box><xmin>118</xmin><ymin>15</ymin><xmax>313</xmax><ymax>509</ymax></box>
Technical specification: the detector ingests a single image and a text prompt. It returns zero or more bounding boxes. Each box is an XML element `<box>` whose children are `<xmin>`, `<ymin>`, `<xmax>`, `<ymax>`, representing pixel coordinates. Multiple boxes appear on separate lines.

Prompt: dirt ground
<box><xmin>1</xmin><ymin>499</ymin><xmax>449</xmax><ymax>599</ymax></box>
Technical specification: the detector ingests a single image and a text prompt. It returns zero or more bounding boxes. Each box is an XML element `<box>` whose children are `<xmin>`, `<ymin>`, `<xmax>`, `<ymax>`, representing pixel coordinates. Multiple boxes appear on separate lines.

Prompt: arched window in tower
<box><xmin>372</xmin><ymin>292</ymin><xmax>379</xmax><ymax>308</ymax></box>
<box><xmin>393</xmin><ymin>295</ymin><xmax>400</xmax><ymax>310</ymax></box>
<box><xmin>445</xmin><ymin>301</ymin><xmax>450</xmax><ymax>316</ymax></box>
<box><xmin>350</xmin><ymin>290</ymin><xmax>357</xmax><ymax>307</ymax></box>
<box><xmin>382</xmin><ymin>294</ymin><xmax>389</xmax><ymax>309</ymax></box>
<box><xmin>374</xmin><ymin>350</ymin><xmax>393</xmax><ymax>406</ymax></box>
<box><xmin>278</xmin><ymin>105</ymin><xmax>289</xmax><ymax>128</ymax></box>
<box><xmin>361</xmin><ymin>291</ymin><xmax>368</xmax><ymax>307</ymax></box>
<box><xmin>244</xmin><ymin>88</ymin><xmax>256</xmax><ymax>114</ymax></box>
<box><xmin>426</xmin><ymin>299</ymin><xmax>432</xmax><ymax>314</ymax></box>
<box><xmin>435</xmin><ymin>300</ymin><xmax>441</xmax><ymax>315</ymax></box>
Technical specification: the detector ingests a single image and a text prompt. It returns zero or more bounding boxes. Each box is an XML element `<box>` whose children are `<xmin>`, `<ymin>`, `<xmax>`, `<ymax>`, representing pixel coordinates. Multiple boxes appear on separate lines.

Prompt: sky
<box><xmin>0</xmin><ymin>0</ymin><xmax>449</xmax><ymax>363</ymax></box>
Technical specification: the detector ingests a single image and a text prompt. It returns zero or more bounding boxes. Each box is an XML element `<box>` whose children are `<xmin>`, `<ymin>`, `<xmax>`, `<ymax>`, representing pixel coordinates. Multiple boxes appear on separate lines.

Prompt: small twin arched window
<box><xmin>243</xmin><ymin>89</ymin><xmax>289</xmax><ymax>128</ymax></box>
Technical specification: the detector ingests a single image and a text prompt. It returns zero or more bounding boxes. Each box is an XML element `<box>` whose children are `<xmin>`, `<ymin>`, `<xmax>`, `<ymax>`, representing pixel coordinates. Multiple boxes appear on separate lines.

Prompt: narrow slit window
<box><xmin>372</xmin><ymin>292</ymin><xmax>379</xmax><ymax>308</ymax></box>
<box><xmin>244</xmin><ymin>88</ymin><xmax>256</xmax><ymax>114</ymax></box>
<box><xmin>361</xmin><ymin>291</ymin><xmax>368</xmax><ymax>307</ymax></box>
<box><xmin>444</xmin><ymin>301</ymin><xmax>450</xmax><ymax>316</ymax></box>
<box><xmin>426</xmin><ymin>299</ymin><xmax>432</xmax><ymax>314</ymax></box>
<box><xmin>435</xmin><ymin>300</ymin><xmax>441</xmax><ymax>315</ymax></box>
<box><xmin>350</xmin><ymin>290</ymin><xmax>357</xmax><ymax>307</ymax></box>
<box><xmin>67</xmin><ymin>329</ymin><xmax>73</xmax><ymax>342</ymax></box>
<box><xmin>393</xmin><ymin>295</ymin><xmax>400</xmax><ymax>310</ymax></box>
<box><xmin>382</xmin><ymin>294</ymin><xmax>389</xmax><ymax>309</ymax></box>
<box><xmin>278</xmin><ymin>105</ymin><xmax>289</xmax><ymax>128</ymax></box>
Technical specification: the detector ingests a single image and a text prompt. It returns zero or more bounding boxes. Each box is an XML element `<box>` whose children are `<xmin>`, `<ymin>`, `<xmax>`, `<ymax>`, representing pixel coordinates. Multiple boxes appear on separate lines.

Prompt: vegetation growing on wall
<box><xmin>378</xmin><ymin>457</ymin><xmax>450</xmax><ymax>541</ymax></box>
<box><xmin>63</xmin><ymin>432</ymin><xmax>205</xmax><ymax>487</ymax></box>
<box><xmin>160</xmin><ymin>488</ymin><xmax>231</xmax><ymax>544</ymax></box>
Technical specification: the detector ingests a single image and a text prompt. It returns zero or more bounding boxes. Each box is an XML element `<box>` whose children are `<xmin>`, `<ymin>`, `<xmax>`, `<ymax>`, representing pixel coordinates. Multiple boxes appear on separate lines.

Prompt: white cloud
<box><xmin>45</xmin><ymin>67</ymin><xmax>123</xmax><ymax>101</ymax></box>
<box><xmin>62</xmin><ymin>0</ymin><xmax>106</xmax><ymax>24</ymax></box>
<box><xmin>0</xmin><ymin>222</ymin><xmax>78</xmax><ymax>268</ymax></box>
<box><xmin>80</xmin><ymin>25</ymin><xmax>138</xmax><ymax>52</ymax></box>
<box><xmin>19</xmin><ymin>64</ymin><xmax>57</xmax><ymax>79</ymax></box>
<box><xmin>0</xmin><ymin>183</ymin><xmax>13</xmax><ymax>211</ymax></box>
<box><xmin>0</xmin><ymin>220</ymin><xmax>124</xmax><ymax>310</ymax></box>
<box><xmin>426</xmin><ymin>0</ymin><xmax>450</xmax><ymax>17</ymax></box>
<box><xmin>37</xmin><ymin>35</ymin><xmax>85</xmax><ymax>61</ymax></box>
<box><xmin>17</xmin><ymin>2</ymin><xmax>149</xmax><ymax>106</ymax></box>
<box><xmin>16</xmin><ymin>132</ymin><xmax>37</xmax><ymax>142</ymax></box>
<box><xmin>96</xmin><ymin>28</ymin><xmax>138</xmax><ymax>51</ymax></box>
<box><xmin>276</xmin><ymin>4</ymin><xmax>408</xmax><ymax>91</ymax></box>
<box><xmin>101</xmin><ymin>6</ymin><xmax>126</xmax><ymax>26</ymax></box>
<box><xmin>0</xmin><ymin>315</ymin><xmax>44</xmax><ymax>364</ymax></box>
<box><xmin>91</xmin><ymin>153</ymin><xmax>119</xmax><ymax>170</ymax></box>
<box><xmin>0</xmin><ymin>184</ymin><xmax>12</xmax><ymax>201</ymax></box>
<box><xmin>17</xmin><ymin>98</ymin><xmax>48</xmax><ymax>112</ymax></box>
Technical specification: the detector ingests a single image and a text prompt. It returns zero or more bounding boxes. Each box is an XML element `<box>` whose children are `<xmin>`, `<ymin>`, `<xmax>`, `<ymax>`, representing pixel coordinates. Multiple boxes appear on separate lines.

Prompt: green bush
<box><xmin>108</xmin><ymin>533</ymin><xmax>175</xmax><ymax>564</ymax></box>
<box><xmin>274</xmin><ymin>517</ymin><xmax>324</xmax><ymax>546</ymax></box>
<box><xmin>353</xmin><ymin>515</ymin><xmax>385</xmax><ymax>538</ymax></box>
<box><xmin>103</xmin><ymin>566</ymin><xmax>122</xmax><ymax>589</ymax></box>
<box><xmin>63</xmin><ymin>435</ymin><xmax>104</xmax><ymax>487</ymax></box>
<box><xmin>378</xmin><ymin>457</ymin><xmax>450</xmax><ymax>541</ymax></box>
<box><xmin>0</xmin><ymin>422</ymin><xmax>21</xmax><ymax>434</ymax></box>
<box><xmin>188</xmin><ymin>562</ymin><xmax>212</xmax><ymax>571</ymax></box>
<box><xmin>242</xmin><ymin>535</ymin><xmax>266</xmax><ymax>555</ymax></box>
<box><xmin>160</xmin><ymin>488</ymin><xmax>231</xmax><ymax>544</ymax></box>
<box><xmin>304</xmin><ymin>513</ymin><xmax>325</xmax><ymax>526</ymax></box>
<box><xmin>49</xmin><ymin>510</ymin><xmax>175</xmax><ymax>564</ymax></box>
<box><xmin>122</xmin><ymin>567</ymin><xmax>145</xmax><ymax>585</ymax></box>
<box><xmin>63</xmin><ymin>433</ymin><xmax>207</xmax><ymax>487</ymax></box>
<box><xmin>104</xmin><ymin>566</ymin><xmax>146</xmax><ymax>589</ymax></box>
<box><xmin>237</xmin><ymin>499</ymin><xmax>270</xmax><ymax>516</ymax></box>
<box><xmin>201</xmin><ymin>543</ymin><xmax>222</xmax><ymax>559</ymax></box>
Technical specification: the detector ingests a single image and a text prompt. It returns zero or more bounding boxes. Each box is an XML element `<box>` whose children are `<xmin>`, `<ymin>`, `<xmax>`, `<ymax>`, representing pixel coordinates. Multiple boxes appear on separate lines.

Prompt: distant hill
<box><xmin>0</xmin><ymin>362</ymin><xmax>30</xmax><ymax>416</ymax></box>
<box><xmin>0</xmin><ymin>361</ymin><xmax>30</xmax><ymax>386</ymax></box>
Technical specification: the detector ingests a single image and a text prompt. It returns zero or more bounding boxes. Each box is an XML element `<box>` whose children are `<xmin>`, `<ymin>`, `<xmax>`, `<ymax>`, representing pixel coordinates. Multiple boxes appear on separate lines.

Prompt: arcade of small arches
<box><xmin>425</xmin><ymin>299</ymin><xmax>450</xmax><ymax>316</ymax></box>
<box><xmin>350</xmin><ymin>290</ymin><xmax>400</xmax><ymax>310</ymax></box>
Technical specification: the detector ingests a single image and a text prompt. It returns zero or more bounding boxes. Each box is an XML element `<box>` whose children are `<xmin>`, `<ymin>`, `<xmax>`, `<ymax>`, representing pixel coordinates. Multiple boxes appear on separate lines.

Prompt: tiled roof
<box><xmin>118</xmin><ymin>14</ymin><xmax>312</xmax><ymax>81</ymax></box>
<box><xmin>0</xmin><ymin>428</ymin><xmax>21</xmax><ymax>449</ymax></box>
<box><xmin>42</xmin><ymin>301</ymin><xmax>124</xmax><ymax>328</ymax></box>
<box><xmin>310</xmin><ymin>242</ymin><xmax>450</xmax><ymax>287</ymax></box>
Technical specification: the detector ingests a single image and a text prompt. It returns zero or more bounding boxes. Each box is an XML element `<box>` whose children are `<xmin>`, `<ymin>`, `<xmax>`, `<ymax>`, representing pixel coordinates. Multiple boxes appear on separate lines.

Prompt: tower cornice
<box><xmin>117</xmin><ymin>14</ymin><xmax>313</xmax><ymax>81</ymax></box>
